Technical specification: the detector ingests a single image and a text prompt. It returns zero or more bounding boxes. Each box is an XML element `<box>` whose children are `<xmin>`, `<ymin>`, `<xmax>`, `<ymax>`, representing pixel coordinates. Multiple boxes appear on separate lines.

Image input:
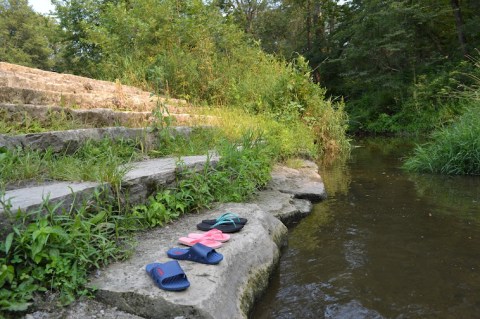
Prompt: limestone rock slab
<box><xmin>0</xmin><ymin>182</ymin><xmax>101</xmax><ymax>234</ymax></box>
<box><xmin>121</xmin><ymin>155</ymin><xmax>220</xmax><ymax>205</ymax></box>
<box><xmin>250</xmin><ymin>190</ymin><xmax>312</xmax><ymax>224</ymax></box>
<box><xmin>0</xmin><ymin>181</ymin><xmax>101</xmax><ymax>214</ymax></box>
<box><xmin>0</xmin><ymin>126</ymin><xmax>198</xmax><ymax>154</ymax></box>
<box><xmin>269</xmin><ymin>160</ymin><xmax>327</xmax><ymax>202</ymax></box>
<box><xmin>90</xmin><ymin>203</ymin><xmax>288</xmax><ymax>319</ymax></box>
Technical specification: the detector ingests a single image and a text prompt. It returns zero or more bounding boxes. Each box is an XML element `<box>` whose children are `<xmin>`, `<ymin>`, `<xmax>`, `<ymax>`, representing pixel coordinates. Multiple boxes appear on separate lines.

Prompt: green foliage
<box><xmin>0</xmin><ymin>0</ymin><xmax>55</xmax><ymax>69</ymax></box>
<box><xmin>0</xmin><ymin>189</ymin><xmax>133</xmax><ymax>313</ymax></box>
<box><xmin>403</xmin><ymin>101</ymin><xmax>480</xmax><ymax>175</ymax></box>
<box><xmin>50</xmin><ymin>0</ymin><xmax>349</xmax><ymax>156</ymax></box>
<box><xmin>52</xmin><ymin>0</ymin><xmax>104</xmax><ymax>76</ymax></box>
<box><xmin>131</xmin><ymin>132</ymin><xmax>272</xmax><ymax>227</ymax></box>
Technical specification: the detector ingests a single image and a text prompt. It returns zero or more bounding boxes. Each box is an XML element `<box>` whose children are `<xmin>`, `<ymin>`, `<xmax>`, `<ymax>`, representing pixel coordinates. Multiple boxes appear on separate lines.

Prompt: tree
<box><xmin>52</xmin><ymin>0</ymin><xmax>108</xmax><ymax>76</ymax></box>
<box><xmin>0</xmin><ymin>0</ymin><xmax>55</xmax><ymax>69</ymax></box>
<box><xmin>450</xmin><ymin>0</ymin><xmax>467</xmax><ymax>56</ymax></box>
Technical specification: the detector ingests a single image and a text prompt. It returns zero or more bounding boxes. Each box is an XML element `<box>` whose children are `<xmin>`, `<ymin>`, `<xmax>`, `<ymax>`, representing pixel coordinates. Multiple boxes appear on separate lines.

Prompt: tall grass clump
<box><xmin>403</xmin><ymin>101</ymin><xmax>480</xmax><ymax>175</ymax></box>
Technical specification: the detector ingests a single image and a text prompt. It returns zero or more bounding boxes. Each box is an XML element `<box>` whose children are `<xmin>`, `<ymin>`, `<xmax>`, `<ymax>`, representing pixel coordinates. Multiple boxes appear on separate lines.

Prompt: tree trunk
<box><xmin>306</xmin><ymin>0</ymin><xmax>312</xmax><ymax>51</ymax></box>
<box><xmin>450</xmin><ymin>0</ymin><xmax>467</xmax><ymax>56</ymax></box>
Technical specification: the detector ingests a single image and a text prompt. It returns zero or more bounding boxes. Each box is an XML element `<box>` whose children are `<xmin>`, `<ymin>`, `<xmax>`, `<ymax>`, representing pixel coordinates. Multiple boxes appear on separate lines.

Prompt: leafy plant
<box><xmin>0</xmin><ymin>188</ymin><xmax>135</xmax><ymax>314</ymax></box>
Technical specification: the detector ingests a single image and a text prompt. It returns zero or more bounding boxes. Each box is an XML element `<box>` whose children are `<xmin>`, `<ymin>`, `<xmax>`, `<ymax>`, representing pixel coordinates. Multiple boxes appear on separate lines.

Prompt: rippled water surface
<box><xmin>251</xmin><ymin>138</ymin><xmax>480</xmax><ymax>319</ymax></box>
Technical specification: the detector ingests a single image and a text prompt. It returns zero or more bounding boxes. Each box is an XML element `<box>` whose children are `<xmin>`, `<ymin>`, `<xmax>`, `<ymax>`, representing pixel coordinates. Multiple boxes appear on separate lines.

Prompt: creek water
<box><xmin>251</xmin><ymin>138</ymin><xmax>480</xmax><ymax>319</ymax></box>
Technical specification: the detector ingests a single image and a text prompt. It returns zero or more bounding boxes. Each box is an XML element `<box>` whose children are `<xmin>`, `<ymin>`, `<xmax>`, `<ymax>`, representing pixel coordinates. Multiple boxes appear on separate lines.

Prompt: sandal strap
<box><xmin>216</xmin><ymin>212</ymin><xmax>240</xmax><ymax>223</ymax></box>
<box><xmin>211</xmin><ymin>218</ymin><xmax>237</xmax><ymax>228</ymax></box>
<box><xmin>191</xmin><ymin>243</ymin><xmax>214</xmax><ymax>261</ymax></box>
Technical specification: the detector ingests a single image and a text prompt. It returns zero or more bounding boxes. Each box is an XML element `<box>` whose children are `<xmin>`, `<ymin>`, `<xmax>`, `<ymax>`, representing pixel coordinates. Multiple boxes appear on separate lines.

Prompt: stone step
<box><xmin>0</xmin><ymin>86</ymin><xmax>181</xmax><ymax>112</ymax></box>
<box><xmin>0</xmin><ymin>62</ymin><xmax>187</xmax><ymax>111</ymax></box>
<box><xmin>0</xmin><ymin>62</ymin><xmax>186</xmax><ymax>104</ymax></box>
<box><xmin>0</xmin><ymin>69</ymin><xmax>145</xmax><ymax>96</ymax></box>
<box><xmin>0</xmin><ymin>154</ymin><xmax>220</xmax><ymax>234</ymax></box>
<box><xmin>0</xmin><ymin>126</ymin><xmax>201</xmax><ymax>153</ymax></box>
<box><xmin>0</xmin><ymin>103</ymin><xmax>213</xmax><ymax>131</ymax></box>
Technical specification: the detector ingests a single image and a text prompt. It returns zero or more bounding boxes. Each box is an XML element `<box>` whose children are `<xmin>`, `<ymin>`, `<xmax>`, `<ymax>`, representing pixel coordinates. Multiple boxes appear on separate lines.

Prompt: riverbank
<box><xmin>24</xmin><ymin>160</ymin><xmax>326</xmax><ymax>319</ymax></box>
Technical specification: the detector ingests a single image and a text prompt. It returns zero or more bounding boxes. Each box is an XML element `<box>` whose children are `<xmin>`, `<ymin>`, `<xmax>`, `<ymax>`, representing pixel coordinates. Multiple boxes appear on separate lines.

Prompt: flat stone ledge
<box><xmin>268</xmin><ymin>160</ymin><xmax>327</xmax><ymax>202</ymax></box>
<box><xmin>0</xmin><ymin>181</ymin><xmax>101</xmax><ymax>214</ymax></box>
<box><xmin>90</xmin><ymin>203</ymin><xmax>288</xmax><ymax>319</ymax></box>
<box><xmin>0</xmin><ymin>155</ymin><xmax>217</xmax><ymax>234</ymax></box>
<box><xmin>0</xmin><ymin>181</ymin><xmax>101</xmax><ymax>235</ymax></box>
<box><xmin>0</xmin><ymin>103</ymin><xmax>204</xmax><ymax>129</ymax></box>
<box><xmin>0</xmin><ymin>126</ymin><xmax>199</xmax><ymax>154</ymax></box>
<box><xmin>250</xmin><ymin>190</ymin><xmax>312</xmax><ymax>225</ymax></box>
<box><xmin>122</xmin><ymin>154</ymin><xmax>220</xmax><ymax>205</ymax></box>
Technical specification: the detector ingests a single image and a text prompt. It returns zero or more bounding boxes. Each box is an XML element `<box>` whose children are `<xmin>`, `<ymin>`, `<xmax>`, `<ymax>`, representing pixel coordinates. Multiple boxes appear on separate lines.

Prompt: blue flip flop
<box><xmin>145</xmin><ymin>260</ymin><xmax>190</xmax><ymax>291</ymax></box>
<box><xmin>167</xmin><ymin>243</ymin><xmax>223</xmax><ymax>265</ymax></box>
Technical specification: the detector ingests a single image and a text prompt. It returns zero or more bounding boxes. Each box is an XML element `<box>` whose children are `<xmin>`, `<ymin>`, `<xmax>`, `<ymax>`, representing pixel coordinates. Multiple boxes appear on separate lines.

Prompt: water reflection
<box><xmin>251</xmin><ymin>138</ymin><xmax>480</xmax><ymax>319</ymax></box>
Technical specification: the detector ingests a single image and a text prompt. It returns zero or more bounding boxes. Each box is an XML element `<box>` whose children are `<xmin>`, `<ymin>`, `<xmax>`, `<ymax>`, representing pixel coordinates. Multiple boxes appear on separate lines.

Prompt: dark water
<box><xmin>251</xmin><ymin>138</ymin><xmax>480</xmax><ymax>319</ymax></box>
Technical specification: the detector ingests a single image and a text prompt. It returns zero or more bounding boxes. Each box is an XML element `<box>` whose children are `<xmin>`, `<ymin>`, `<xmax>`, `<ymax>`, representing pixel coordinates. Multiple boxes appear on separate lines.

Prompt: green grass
<box><xmin>0</xmin><ymin>109</ymin><xmax>91</xmax><ymax>135</ymax></box>
<box><xmin>0</xmin><ymin>139</ymin><xmax>145</xmax><ymax>189</ymax></box>
<box><xmin>403</xmin><ymin>101</ymin><xmax>480</xmax><ymax>175</ymax></box>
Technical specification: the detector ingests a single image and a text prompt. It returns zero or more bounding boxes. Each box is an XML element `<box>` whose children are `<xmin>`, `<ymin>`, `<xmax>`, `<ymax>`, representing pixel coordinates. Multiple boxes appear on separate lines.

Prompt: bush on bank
<box><xmin>403</xmin><ymin>101</ymin><xmax>480</xmax><ymax>175</ymax></box>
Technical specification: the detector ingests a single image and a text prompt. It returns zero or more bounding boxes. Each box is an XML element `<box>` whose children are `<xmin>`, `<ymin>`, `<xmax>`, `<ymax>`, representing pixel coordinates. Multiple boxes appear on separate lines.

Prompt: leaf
<box><xmin>1</xmin><ymin>300</ymin><xmax>31</xmax><ymax>312</ymax></box>
<box><xmin>0</xmin><ymin>264</ymin><xmax>15</xmax><ymax>287</ymax></box>
<box><xmin>89</xmin><ymin>211</ymin><xmax>106</xmax><ymax>225</ymax></box>
<box><xmin>4</xmin><ymin>233</ymin><xmax>14</xmax><ymax>254</ymax></box>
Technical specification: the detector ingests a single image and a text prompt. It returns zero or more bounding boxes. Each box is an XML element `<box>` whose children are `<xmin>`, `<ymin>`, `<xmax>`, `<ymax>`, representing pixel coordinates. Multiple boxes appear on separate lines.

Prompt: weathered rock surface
<box><xmin>90</xmin><ymin>203</ymin><xmax>288</xmax><ymax>319</ymax></box>
<box><xmin>0</xmin><ymin>103</ymin><xmax>214</xmax><ymax>129</ymax></box>
<box><xmin>122</xmin><ymin>154</ymin><xmax>220</xmax><ymax>205</ymax></box>
<box><xmin>250</xmin><ymin>190</ymin><xmax>312</xmax><ymax>225</ymax></box>
<box><xmin>0</xmin><ymin>181</ymin><xmax>101</xmax><ymax>214</ymax></box>
<box><xmin>269</xmin><ymin>160</ymin><xmax>327</xmax><ymax>202</ymax></box>
<box><xmin>0</xmin><ymin>126</ymin><xmax>199</xmax><ymax>153</ymax></box>
<box><xmin>0</xmin><ymin>155</ymin><xmax>218</xmax><ymax>235</ymax></box>
<box><xmin>0</xmin><ymin>62</ymin><xmax>185</xmax><ymax>111</ymax></box>
<box><xmin>26</xmin><ymin>300</ymin><xmax>144</xmax><ymax>319</ymax></box>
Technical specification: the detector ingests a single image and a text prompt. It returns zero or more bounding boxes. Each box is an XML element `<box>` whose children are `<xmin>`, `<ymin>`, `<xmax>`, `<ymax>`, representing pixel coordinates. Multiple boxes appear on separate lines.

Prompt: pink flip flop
<box><xmin>178</xmin><ymin>236</ymin><xmax>222</xmax><ymax>249</ymax></box>
<box><xmin>187</xmin><ymin>229</ymin><xmax>231</xmax><ymax>243</ymax></box>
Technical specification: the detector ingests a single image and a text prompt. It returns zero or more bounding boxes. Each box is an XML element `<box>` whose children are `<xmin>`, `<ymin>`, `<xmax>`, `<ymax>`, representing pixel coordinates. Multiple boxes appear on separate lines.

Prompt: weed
<box><xmin>0</xmin><ymin>188</ymin><xmax>134</xmax><ymax>313</ymax></box>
